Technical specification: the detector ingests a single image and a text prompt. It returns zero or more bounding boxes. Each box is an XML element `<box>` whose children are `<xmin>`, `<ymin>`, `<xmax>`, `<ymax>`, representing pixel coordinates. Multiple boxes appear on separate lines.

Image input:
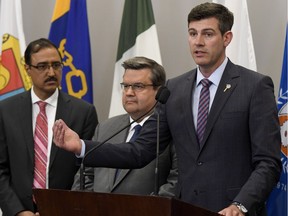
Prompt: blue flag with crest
<box><xmin>48</xmin><ymin>0</ymin><xmax>93</xmax><ymax>103</ymax></box>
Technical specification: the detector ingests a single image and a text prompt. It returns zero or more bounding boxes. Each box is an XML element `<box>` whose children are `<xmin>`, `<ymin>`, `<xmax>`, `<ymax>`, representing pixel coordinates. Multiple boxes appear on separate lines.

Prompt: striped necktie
<box><xmin>33</xmin><ymin>101</ymin><xmax>48</xmax><ymax>189</ymax></box>
<box><xmin>196</xmin><ymin>79</ymin><xmax>212</xmax><ymax>145</ymax></box>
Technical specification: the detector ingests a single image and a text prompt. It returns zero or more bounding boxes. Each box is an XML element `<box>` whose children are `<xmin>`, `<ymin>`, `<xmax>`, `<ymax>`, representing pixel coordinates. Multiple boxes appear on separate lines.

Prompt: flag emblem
<box><xmin>279</xmin><ymin>103</ymin><xmax>287</xmax><ymax>157</ymax></box>
<box><xmin>58</xmin><ymin>38</ymin><xmax>88</xmax><ymax>99</ymax></box>
<box><xmin>0</xmin><ymin>34</ymin><xmax>31</xmax><ymax>96</ymax></box>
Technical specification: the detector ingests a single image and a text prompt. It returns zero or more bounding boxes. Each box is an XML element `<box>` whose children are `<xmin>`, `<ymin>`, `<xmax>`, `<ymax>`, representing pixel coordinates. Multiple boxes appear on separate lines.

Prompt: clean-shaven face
<box><xmin>188</xmin><ymin>17</ymin><xmax>232</xmax><ymax>76</ymax></box>
<box><xmin>122</xmin><ymin>68</ymin><xmax>157</xmax><ymax>120</ymax></box>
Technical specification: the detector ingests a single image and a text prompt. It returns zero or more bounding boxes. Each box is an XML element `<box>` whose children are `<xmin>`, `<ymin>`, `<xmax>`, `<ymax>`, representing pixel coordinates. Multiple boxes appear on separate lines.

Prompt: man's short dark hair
<box><xmin>24</xmin><ymin>38</ymin><xmax>61</xmax><ymax>65</ymax></box>
<box><xmin>122</xmin><ymin>56</ymin><xmax>166</xmax><ymax>88</ymax></box>
<box><xmin>188</xmin><ymin>2</ymin><xmax>234</xmax><ymax>35</ymax></box>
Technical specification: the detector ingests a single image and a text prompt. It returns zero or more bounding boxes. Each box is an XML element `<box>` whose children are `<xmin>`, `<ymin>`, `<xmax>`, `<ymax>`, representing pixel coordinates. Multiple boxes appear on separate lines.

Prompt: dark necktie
<box><xmin>114</xmin><ymin>124</ymin><xmax>142</xmax><ymax>182</ymax></box>
<box><xmin>33</xmin><ymin>101</ymin><xmax>48</xmax><ymax>189</ymax></box>
<box><xmin>129</xmin><ymin>124</ymin><xmax>142</xmax><ymax>142</ymax></box>
<box><xmin>196</xmin><ymin>79</ymin><xmax>212</xmax><ymax>145</ymax></box>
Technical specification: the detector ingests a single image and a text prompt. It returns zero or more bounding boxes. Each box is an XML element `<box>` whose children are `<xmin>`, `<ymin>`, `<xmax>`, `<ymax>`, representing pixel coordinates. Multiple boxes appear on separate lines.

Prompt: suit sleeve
<box><xmin>234</xmin><ymin>76</ymin><xmax>282</xmax><ymax>210</ymax></box>
<box><xmin>158</xmin><ymin>143</ymin><xmax>178</xmax><ymax>197</ymax></box>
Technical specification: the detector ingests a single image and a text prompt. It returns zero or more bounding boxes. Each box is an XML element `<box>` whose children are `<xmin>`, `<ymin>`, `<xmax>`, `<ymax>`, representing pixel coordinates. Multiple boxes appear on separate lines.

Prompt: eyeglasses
<box><xmin>29</xmin><ymin>62</ymin><xmax>63</xmax><ymax>72</ymax></box>
<box><xmin>120</xmin><ymin>82</ymin><xmax>156</xmax><ymax>92</ymax></box>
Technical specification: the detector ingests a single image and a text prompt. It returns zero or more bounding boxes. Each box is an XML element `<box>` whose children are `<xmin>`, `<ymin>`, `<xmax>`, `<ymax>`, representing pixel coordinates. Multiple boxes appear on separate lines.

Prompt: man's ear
<box><xmin>223</xmin><ymin>31</ymin><xmax>233</xmax><ymax>47</ymax></box>
<box><xmin>24</xmin><ymin>64</ymin><xmax>31</xmax><ymax>76</ymax></box>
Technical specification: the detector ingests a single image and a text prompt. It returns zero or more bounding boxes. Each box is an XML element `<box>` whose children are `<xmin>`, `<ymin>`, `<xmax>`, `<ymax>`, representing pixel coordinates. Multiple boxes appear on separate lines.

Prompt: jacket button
<box><xmin>197</xmin><ymin>161</ymin><xmax>203</xmax><ymax>166</ymax></box>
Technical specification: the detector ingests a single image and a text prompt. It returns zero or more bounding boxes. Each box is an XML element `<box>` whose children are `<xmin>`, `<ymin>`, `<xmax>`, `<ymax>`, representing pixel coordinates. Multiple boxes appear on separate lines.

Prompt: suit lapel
<box><xmin>49</xmin><ymin>92</ymin><xmax>71</xmax><ymax>168</ymax></box>
<box><xmin>109</xmin><ymin>116</ymin><xmax>131</xmax><ymax>189</ymax></box>
<box><xmin>108</xmin><ymin>168</ymin><xmax>117</xmax><ymax>188</ymax></box>
<box><xmin>181</xmin><ymin>70</ymin><xmax>200</xmax><ymax>155</ymax></box>
<box><xmin>200</xmin><ymin>60</ymin><xmax>240</xmax><ymax>150</ymax></box>
<box><xmin>18</xmin><ymin>91</ymin><xmax>34</xmax><ymax>162</ymax></box>
<box><xmin>112</xmin><ymin>169</ymin><xmax>130</xmax><ymax>188</ymax></box>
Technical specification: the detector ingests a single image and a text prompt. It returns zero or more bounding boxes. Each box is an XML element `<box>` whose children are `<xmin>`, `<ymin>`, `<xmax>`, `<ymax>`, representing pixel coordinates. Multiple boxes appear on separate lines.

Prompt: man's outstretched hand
<box><xmin>53</xmin><ymin>119</ymin><xmax>82</xmax><ymax>155</ymax></box>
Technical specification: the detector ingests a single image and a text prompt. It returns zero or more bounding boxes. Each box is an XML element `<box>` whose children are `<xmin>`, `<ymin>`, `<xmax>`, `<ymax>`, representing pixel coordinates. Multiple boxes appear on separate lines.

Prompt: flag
<box><xmin>108</xmin><ymin>0</ymin><xmax>162</xmax><ymax>117</ymax></box>
<box><xmin>212</xmin><ymin>0</ymin><xmax>257</xmax><ymax>71</ymax></box>
<box><xmin>0</xmin><ymin>0</ymin><xmax>31</xmax><ymax>100</ymax></box>
<box><xmin>266</xmin><ymin>24</ymin><xmax>287</xmax><ymax>216</ymax></box>
<box><xmin>48</xmin><ymin>0</ymin><xmax>93</xmax><ymax>103</ymax></box>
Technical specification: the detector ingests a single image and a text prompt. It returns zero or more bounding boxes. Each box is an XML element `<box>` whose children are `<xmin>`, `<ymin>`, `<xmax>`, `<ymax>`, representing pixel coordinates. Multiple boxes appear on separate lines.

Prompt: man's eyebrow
<box><xmin>188</xmin><ymin>27</ymin><xmax>215</xmax><ymax>32</ymax></box>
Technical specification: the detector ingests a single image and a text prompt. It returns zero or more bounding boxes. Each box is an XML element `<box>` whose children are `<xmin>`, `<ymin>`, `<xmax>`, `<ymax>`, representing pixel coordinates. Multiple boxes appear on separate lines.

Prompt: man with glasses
<box><xmin>72</xmin><ymin>56</ymin><xmax>177</xmax><ymax>197</ymax></box>
<box><xmin>0</xmin><ymin>38</ymin><xmax>98</xmax><ymax>216</ymax></box>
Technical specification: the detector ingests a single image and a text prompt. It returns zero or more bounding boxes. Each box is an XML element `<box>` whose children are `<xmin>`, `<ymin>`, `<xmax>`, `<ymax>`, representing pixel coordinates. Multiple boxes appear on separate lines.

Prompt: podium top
<box><xmin>33</xmin><ymin>189</ymin><xmax>219</xmax><ymax>216</ymax></box>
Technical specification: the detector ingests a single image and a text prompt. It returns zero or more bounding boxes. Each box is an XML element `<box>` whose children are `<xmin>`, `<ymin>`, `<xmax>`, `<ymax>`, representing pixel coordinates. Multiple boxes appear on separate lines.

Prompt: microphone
<box><xmin>80</xmin><ymin>86</ymin><xmax>171</xmax><ymax>190</ymax></box>
<box><xmin>153</xmin><ymin>87</ymin><xmax>170</xmax><ymax>195</ymax></box>
<box><xmin>155</xmin><ymin>86</ymin><xmax>170</xmax><ymax>104</ymax></box>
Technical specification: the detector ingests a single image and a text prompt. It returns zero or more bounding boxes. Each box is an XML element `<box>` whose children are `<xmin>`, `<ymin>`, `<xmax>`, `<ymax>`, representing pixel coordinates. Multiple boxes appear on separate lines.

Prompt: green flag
<box><xmin>109</xmin><ymin>0</ymin><xmax>162</xmax><ymax>117</ymax></box>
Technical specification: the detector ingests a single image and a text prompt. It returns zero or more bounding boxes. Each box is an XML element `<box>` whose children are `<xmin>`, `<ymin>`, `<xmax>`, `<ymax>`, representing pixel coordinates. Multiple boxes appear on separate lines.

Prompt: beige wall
<box><xmin>21</xmin><ymin>0</ymin><xmax>287</xmax><ymax>121</ymax></box>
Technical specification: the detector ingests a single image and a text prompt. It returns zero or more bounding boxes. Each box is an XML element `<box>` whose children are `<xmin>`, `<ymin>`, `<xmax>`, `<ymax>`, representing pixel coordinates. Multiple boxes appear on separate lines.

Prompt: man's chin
<box><xmin>124</xmin><ymin>101</ymin><xmax>137</xmax><ymax>106</ymax></box>
<box><xmin>44</xmin><ymin>86</ymin><xmax>58</xmax><ymax>93</ymax></box>
<box><xmin>193</xmin><ymin>58</ymin><xmax>209</xmax><ymax>66</ymax></box>
<box><xmin>124</xmin><ymin>105</ymin><xmax>138</xmax><ymax>113</ymax></box>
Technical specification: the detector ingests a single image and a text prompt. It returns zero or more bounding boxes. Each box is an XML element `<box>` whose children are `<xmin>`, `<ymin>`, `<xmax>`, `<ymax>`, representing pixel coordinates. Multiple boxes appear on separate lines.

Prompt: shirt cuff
<box><xmin>76</xmin><ymin>139</ymin><xmax>85</xmax><ymax>158</ymax></box>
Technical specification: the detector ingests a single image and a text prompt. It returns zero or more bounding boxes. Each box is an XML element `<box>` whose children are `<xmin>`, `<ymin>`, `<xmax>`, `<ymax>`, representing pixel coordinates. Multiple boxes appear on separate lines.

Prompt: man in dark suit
<box><xmin>72</xmin><ymin>57</ymin><xmax>177</xmax><ymax>196</ymax></box>
<box><xmin>0</xmin><ymin>38</ymin><xmax>98</xmax><ymax>216</ymax></box>
<box><xmin>53</xmin><ymin>3</ymin><xmax>281</xmax><ymax>216</ymax></box>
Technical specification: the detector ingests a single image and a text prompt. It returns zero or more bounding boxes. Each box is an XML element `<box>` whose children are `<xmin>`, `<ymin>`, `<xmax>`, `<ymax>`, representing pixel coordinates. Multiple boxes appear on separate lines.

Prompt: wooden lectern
<box><xmin>33</xmin><ymin>189</ymin><xmax>220</xmax><ymax>216</ymax></box>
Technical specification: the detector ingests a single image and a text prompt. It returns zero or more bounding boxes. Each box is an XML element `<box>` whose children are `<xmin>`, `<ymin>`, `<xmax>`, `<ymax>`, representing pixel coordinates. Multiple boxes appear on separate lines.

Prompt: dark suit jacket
<box><xmin>72</xmin><ymin>114</ymin><xmax>177</xmax><ymax>196</ymax></box>
<box><xmin>0</xmin><ymin>90</ymin><xmax>98</xmax><ymax>216</ymax></box>
<box><xmin>84</xmin><ymin>60</ymin><xmax>281</xmax><ymax>215</ymax></box>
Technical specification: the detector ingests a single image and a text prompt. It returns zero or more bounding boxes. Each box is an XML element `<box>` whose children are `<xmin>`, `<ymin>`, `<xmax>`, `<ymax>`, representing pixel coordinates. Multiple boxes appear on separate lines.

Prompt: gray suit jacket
<box><xmin>84</xmin><ymin>60</ymin><xmax>281</xmax><ymax>215</ymax></box>
<box><xmin>73</xmin><ymin>114</ymin><xmax>177</xmax><ymax>196</ymax></box>
<box><xmin>0</xmin><ymin>90</ymin><xmax>98</xmax><ymax>216</ymax></box>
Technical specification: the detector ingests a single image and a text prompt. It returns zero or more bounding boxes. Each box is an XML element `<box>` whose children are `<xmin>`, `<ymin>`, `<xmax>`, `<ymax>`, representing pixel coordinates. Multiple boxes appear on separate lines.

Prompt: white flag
<box><xmin>109</xmin><ymin>0</ymin><xmax>162</xmax><ymax>117</ymax></box>
<box><xmin>212</xmin><ymin>0</ymin><xmax>257</xmax><ymax>70</ymax></box>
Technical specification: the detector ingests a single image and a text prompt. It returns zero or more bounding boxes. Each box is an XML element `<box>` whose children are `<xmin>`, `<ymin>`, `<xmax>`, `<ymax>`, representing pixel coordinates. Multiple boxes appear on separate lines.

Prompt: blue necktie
<box><xmin>129</xmin><ymin>124</ymin><xmax>142</xmax><ymax>142</ymax></box>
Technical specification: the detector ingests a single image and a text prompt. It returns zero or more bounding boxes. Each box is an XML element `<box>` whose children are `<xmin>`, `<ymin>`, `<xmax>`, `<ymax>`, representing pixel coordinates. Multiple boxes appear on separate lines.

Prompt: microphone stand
<box><xmin>80</xmin><ymin>163</ymin><xmax>85</xmax><ymax>190</ymax></box>
<box><xmin>154</xmin><ymin>111</ymin><xmax>160</xmax><ymax>196</ymax></box>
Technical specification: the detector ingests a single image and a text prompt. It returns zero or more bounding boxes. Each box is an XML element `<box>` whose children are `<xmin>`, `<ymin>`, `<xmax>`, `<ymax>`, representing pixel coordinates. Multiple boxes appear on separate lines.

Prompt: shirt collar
<box><xmin>196</xmin><ymin>57</ymin><xmax>228</xmax><ymax>87</ymax></box>
<box><xmin>129</xmin><ymin>115</ymin><xmax>150</xmax><ymax>132</ymax></box>
<box><xmin>31</xmin><ymin>87</ymin><xmax>58</xmax><ymax>107</ymax></box>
